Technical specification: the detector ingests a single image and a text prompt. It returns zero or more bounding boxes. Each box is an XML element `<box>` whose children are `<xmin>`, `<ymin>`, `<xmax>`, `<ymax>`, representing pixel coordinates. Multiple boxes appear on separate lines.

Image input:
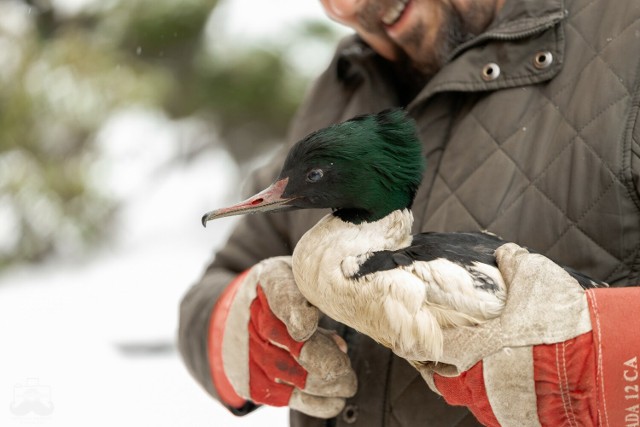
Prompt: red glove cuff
<box><xmin>434</xmin><ymin>335</ymin><xmax>598</xmax><ymax>427</ymax></box>
<box><xmin>207</xmin><ymin>270</ymin><xmax>250</xmax><ymax>409</ymax></box>
<box><xmin>586</xmin><ymin>287</ymin><xmax>640</xmax><ymax>427</ymax></box>
<box><xmin>433</xmin><ymin>361</ymin><xmax>500</xmax><ymax>426</ymax></box>
<box><xmin>207</xmin><ymin>269</ymin><xmax>310</xmax><ymax>409</ymax></box>
<box><xmin>247</xmin><ymin>285</ymin><xmax>307</xmax><ymax>405</ymax></box>
<box><xmin>433</xmin><ymin>287</ymin><xmax>640</xmax><ymax>427</ymax></box>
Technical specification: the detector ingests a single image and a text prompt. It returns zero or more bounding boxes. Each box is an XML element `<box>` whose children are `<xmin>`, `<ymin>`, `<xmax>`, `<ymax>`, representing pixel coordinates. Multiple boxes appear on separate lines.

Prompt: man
<box><xmin>179</xmin><ymin>0</ymin><xmax>640</xmax><ymax>425</ymax></box>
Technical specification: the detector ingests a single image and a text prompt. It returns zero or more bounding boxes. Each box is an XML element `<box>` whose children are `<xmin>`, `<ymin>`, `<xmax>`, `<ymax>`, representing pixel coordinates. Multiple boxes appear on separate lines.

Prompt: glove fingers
<box><xmin>303</xmin><ymin>370</ymin><xmax>357</xmax><ymax>398</ymax></box>
<box><xmin>494</xmin><ymin>243</ymin><xmax>531</xmax><ymax>287</ymax></box>
<box><xmin>257</xmin><ymin>257</ymin><xmax>319</xmax><ymax>341</ymax></box>
<box><xmin>493</xmin><ymin>243</ymin><xmax>592</xmax><ymax>347</ymax></box>
<box><xmin>495</xmin><ymin>243</ymin><xmax>574</xmax><ymax>287</ymax></box>
<box><xmin>289</xmin><ymin>388</ymin><xmax>347</xmax><ymax>419</ymax></box>
<box><xmin>495</xmin><ymin>243</ymin><xmax>582</xmax><ymax>305</ymax></box>
<box><xmin>298</xmin><ymin>328</ymin><xmax>357</xmax><ymax>398</ymax></box>
<box><xmin>330</xmin><ymin>332</ymin><xmax>348</xmax><ymax>354</ymax></box>
<box><xmin>249</xmin><ymin>295</ymin><xmax>307</xmax><ymax>389</ymax></box>
<box><xmin>251</xmin><ymin>297</ymin><xmax>356</xmax><ymax>398</ymax></box>
<box><xmin>253</xmin><ymin>286</ymin><xmax>306</xmax><ymax>355</ymax></box>
<box><xmin>248</xmin><ymin>357</ymin><xmax>296</xmax><ymax>406</ymax></box>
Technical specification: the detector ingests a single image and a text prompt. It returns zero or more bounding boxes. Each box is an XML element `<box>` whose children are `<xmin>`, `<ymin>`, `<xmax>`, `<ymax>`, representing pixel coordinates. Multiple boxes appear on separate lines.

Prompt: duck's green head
<box><xmin>202</xmin><ymin>109</ymin><xmax>425</xmax><ymax>225</ymax></box>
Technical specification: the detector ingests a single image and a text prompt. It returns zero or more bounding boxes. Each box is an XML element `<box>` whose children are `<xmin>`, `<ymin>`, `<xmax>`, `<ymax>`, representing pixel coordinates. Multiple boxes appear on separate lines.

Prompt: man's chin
<box><xmin>391</xmin><ymin>27</ymin><xmax>450</xmax><ymax>77</ymax></box>
<box><xmin>396</xmin><ymin>47</ymin><xmax>444</xmax><ymax>78</ymax></box>
<box><xmin>412</xmin><ymin>56</ymin><xmax>443</xmax><ymax>78</ymax></box>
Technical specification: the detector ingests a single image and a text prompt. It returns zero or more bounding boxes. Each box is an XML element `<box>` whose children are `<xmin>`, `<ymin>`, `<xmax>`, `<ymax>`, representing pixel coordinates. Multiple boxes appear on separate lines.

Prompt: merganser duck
<box><xmin>201</xmin><ymin>109</ymin><xmax>603</xmax><ymax>362</ymax></box>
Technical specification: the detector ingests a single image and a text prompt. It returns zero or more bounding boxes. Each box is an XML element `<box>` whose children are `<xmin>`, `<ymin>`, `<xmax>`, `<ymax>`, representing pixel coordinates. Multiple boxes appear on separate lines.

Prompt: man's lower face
<box><xmin>345</xmin><ymin>0</ymin><xmax>498</xmax><ymax>75</ymax></box>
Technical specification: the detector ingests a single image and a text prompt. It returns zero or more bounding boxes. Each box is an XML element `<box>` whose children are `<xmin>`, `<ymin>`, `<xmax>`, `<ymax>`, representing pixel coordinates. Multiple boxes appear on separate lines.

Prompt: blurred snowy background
<box><xmin>0</xmin><ymin>0</ymin><xmax>346</xmax><ymax>425</ymax></box>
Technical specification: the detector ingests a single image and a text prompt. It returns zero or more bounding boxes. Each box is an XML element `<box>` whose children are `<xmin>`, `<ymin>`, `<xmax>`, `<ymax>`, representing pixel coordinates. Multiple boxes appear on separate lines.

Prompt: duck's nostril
<box><xmin>251</xmin><ymin>198</ymin><xmax>264</xmax><ymax>205</ymax></box>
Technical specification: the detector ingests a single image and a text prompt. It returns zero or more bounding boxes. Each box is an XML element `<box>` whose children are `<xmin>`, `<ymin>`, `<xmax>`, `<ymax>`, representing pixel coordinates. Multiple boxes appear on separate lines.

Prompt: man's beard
<box><xmin>396</xmin><ymin>2</ymin><xmax>494</xmax><ymax>77</ymax></box>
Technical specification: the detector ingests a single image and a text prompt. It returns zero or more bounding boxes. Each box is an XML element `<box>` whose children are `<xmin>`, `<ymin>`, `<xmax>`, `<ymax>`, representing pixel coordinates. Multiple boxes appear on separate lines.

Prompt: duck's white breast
<box><xmin>291</xmin><ymin>210</ymin><xmax>443</xmax><ymax>360</ymax></box>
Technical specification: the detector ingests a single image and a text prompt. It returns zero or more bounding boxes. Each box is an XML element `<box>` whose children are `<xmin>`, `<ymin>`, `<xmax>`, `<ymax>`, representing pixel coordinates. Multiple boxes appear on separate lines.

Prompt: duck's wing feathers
<box><xmin>350</xmin><ymin>231</ymin><xmax>499</xmax><ymax>273</ymax></box>
<box><xmin>350</xmin><ymin>231</ymin><xmax>605</xmax><ymax>290</ymax></box>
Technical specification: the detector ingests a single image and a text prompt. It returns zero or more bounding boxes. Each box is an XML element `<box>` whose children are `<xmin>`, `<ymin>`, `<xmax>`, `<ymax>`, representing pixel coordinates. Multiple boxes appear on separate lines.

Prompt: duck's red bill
<box><xmin>201</xmin><ymin>178</ymin><xmax>295</xmax><ymax>226</ymax></box>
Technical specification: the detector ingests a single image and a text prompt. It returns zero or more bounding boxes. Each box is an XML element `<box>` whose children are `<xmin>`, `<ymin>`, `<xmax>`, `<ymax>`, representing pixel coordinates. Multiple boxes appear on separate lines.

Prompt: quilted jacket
<box><xmin>179</xmin><ymin>0</ymin><xmax>640</xmax><ymax>425</ymax></box>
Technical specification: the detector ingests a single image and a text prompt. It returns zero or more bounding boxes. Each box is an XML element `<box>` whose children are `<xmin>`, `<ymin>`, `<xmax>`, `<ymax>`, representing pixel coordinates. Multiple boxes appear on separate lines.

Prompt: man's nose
<box><xmin>331</xmin><ymin>0</ymin><xmax>363</xmax><ymax>18</ymax></box>
<box><xmin>320</xmin><ymin>0</ymin><xmax>364</xmax><ymax>22</ymax></box>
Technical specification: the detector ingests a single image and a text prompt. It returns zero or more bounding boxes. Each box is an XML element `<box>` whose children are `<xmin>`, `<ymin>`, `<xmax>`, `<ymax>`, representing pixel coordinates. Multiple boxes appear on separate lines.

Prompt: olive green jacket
<box><xmin>179</xmin><ymin>0</ymin><xmax>640</xmax><ymax>425</ymax></box>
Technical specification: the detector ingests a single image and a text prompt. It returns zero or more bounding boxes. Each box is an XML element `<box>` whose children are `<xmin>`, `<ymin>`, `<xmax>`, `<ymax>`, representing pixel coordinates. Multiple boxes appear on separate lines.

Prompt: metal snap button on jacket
<box><xmin>533</xmin><ymin>51</ymin><xmax>553</xmax><ymax>69</ymax></box>
<box><xmin>342</xmin><ymin>404</ymin><xmax>359</xmax><ymax>424</ymax></box>
<box><xmin>481</xmin><ymin>63</ymin><xmax>500</xmax><ymax>81</ymax></box>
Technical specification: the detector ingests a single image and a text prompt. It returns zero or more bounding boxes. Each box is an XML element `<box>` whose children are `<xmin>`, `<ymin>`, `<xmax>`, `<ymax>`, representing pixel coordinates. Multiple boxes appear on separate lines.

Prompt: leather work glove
<box><xmin>416</xmin><ymin>243</ymin><xmax>640</xmax><ymax>427</ymax></box>
<box><xmin>208</xmin><ymin>256</ymin><xmax>357</xmax><ymax>418</ymax></box>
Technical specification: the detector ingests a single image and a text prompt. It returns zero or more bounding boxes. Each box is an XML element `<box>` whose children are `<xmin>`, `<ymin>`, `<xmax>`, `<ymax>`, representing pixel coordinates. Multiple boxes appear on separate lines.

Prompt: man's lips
<box><xmin>382</xmin><ymin>0</ymin><xmax>410</xmax><ymax>26</ymax></box>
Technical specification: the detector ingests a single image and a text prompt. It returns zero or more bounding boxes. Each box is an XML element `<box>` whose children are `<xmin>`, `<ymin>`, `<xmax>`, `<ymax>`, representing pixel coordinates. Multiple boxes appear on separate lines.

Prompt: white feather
<box><xmin>292</xmin><ymin>209</ymin><xmax>506</xmax><ymax>362</ymax></box>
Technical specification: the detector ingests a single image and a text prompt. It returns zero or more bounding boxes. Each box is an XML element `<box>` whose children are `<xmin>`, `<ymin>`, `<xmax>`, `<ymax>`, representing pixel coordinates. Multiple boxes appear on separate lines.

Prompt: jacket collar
<box><xmin>411</xmin><ymin>0</ymin><xmax>567</xmax><ymax>107</ymax></box>
<box><xmin>450</xmin><ymin>0</ymin><xmax>567</xmax><ymax>59</ymax></box>
<box><xmin>336</xmin><ymin>0</ymin><xmax>568</xmax><ymax>108</ymax></box>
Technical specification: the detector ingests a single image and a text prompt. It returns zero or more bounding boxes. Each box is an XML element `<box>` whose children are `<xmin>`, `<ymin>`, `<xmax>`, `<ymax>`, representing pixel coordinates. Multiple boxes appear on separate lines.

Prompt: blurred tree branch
<box><xmin>0</xmin><ymin>0</ymin><xmax>341</xmax><ymax>270</ymax></box>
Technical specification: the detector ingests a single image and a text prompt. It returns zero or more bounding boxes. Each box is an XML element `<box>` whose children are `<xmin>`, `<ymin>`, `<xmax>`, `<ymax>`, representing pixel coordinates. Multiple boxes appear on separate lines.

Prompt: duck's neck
<box><xmin>292</xmin><ymin>209</ymin><xmax>414</xmax><ymax>279</ymax></box>
<box><xmin>291</xmin><ymin>209</ymin><xmax>415</xmax><ymax>349</ymax></box>
<box><xmin>333</xmin><ymin>207</ymin><xmax>396</xmax><ymax>224</ymax></box>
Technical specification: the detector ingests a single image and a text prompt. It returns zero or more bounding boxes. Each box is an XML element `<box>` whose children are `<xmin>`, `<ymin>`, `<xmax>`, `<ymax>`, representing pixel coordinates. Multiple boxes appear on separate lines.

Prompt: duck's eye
<box><xmin>306</xmin><ymin>168</ymin><xmax>323</xmax><ymax>183</ymax></box>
